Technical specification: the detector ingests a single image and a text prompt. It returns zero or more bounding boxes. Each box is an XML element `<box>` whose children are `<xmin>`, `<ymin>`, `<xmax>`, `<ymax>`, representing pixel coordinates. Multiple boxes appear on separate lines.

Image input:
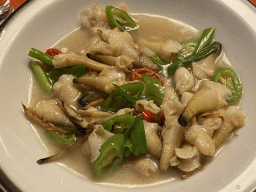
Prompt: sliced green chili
<box><xmin>93</xmin><ymin>134</ymin><xmax>125</xmax><ymax>179</ymax></box>
<box><xmin>130</xmin><ymin>115</ymin><xmax>147</xmax><ymax>156</ymax></box>
<box><xmin>142</xmin><ymin>74</ymin><xmax>163</xmax><ymax>106</ymax></box>
<box><xmin>31</xmin><ymin>61</ymin><xmax>52</xmax><ymax>95</ymax></box>
<box><xmin>194</xmin><ymin>27</ymin><xmax>215</xmax><ymax>54</ymax></box>
<box><xmin>150</xmin><ymin>55</ymin><xmax>169</xmax><ymax>65</ymax></box>
<box><xmin>28</xmin><ymin>48</ymin><xmax>54</xmax><ymax>66</ymax></box>
<box><xmin>103</xmin><ymin>114</ymin><xmax>136</xmax><ymax>138</ymax></box>
<box><xmin>168</xmin><ymin>42</ymin><xmax>220</xmax><ymax>76</ymax></box>
<box><xmin>123</xmin><ymin>139</ymin><xmax>133</xmax><ymax>157</ymax></box>
<box><xmin>176</xmin><ymin>41</ymin><xmax>198</xmax><ymax>60</ymax></box>
<box><xmin>58</xmin><ymin>124</ymin><xmax>77</xmax><ymax>132</ymax></box>
<box><xmin>101</xmin><ymin>82</ymin><xmax>144</xmax><ymax>112</ymax></box>
<box><xmin>49</xmin><ymin>65</ymin><xmax>87</xmax><ymax>83</ymax></box>
<box><xmin>105</xmin><ymin>6</ymin><xmax>137</xmax><ymax>31</ymax></box>
<box><xmin>48</xmin><ymin>131</ymin><xmax>76</xmax><ymax>145</ymax></box>
<box><xmin>113</xmin><ymin>84</ymin><xmax>143</xmax><ymax>103</ymax></box>
<box><xmin>211</xmin><ymin>67</ymin><xmax>243</xmax><ymax>104</ymax></box>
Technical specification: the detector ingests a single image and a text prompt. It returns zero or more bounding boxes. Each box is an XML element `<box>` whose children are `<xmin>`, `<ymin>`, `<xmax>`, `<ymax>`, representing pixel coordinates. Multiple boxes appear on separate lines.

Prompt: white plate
<box><xmin>0</xmin><ymin>0</ymin><xmax>256</xmax><ymax>191</ymax></box>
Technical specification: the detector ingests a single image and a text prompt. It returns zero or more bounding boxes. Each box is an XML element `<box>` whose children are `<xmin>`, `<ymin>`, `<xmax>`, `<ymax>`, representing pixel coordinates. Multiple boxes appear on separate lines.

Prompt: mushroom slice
<box><xmin>56</xmin><ymin>99</ymin><xmax>89</xmax><ymax>129</ymax></box>
<box><xmin>52</xmin><ymin>52</ymin><xmax>110</xmax><ymax>71</ymax></box>
<box><xmin>178</xmin><ymin>81</ymin><xmax>232</xmax><ymax>127</ymax></box>
<box><xmin>22</xmin><ymin>103</ymin><xmax>71</xmax><ymax>134</ymax></box>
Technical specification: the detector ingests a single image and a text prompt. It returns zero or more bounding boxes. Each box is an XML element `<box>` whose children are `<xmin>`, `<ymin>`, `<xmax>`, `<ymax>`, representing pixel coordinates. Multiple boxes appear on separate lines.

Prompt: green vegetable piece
<box><xmin>176</xmin><ymin>41</ymin><xmax>198</xmax><ymax>60</ymax></box>
<box><xmin>58</xmin><ymin>124</ymin><xmax>77</xmax><ymax>132</ymax></box>
<box><xmin>123</xmin><ymin>139</ymin><xmax>133</xmax><ymax>157</ymax></box>
<box><xmin>93</xmin><ymin>134</ymin><xmax>125</xmax><ymax>179</ymax></box>
<box><xmin>113</xmin><ymin>84</ymin><xmax>143</xmax><ymax>103</ymax></box>
<box><xmin>103</xmin><ymin>114</ymin><xmax>136</xmax><ymax>138</ymax></box>
<box><xmin>48</xmin><ymin>131</ymin><xmax>76</xmax><ymax>145</ymax></box>
<box><xmin>194</xmin><ymin>27</ymin><xmax>215</xmax><ymax>54</ymax></box>
<box><xmin>150</xmin><ymin>55</ymin><xmax>169</xmax><ymax>65</ymax></box>
<box><xmin>142</xmin><ymin>74</ymin><xmax>163</xmax><ymax>106</ymax></box>
<box><xmin>105</xmin><ymin>6</ymin><xmax>137</xmax><ymax>31</ymax></box>
<box><xmin>130</xmin><ymin>115</ymin><xmax>147</xmax><ymax>156</ymax></box>
<box><xmin>211</xmin><ymin>67</ymin><xmax>243</xmax><ymax>104</ymax></box>
<box><xmin>31</xmin><ymin>61</ymin><xmax>52</xmax><ymax>95</ymax></box>
<box><xmin>101</xmin><ymin>82</ymin><xmax>144</xmax><ymax>112</ymax></box>
<box><xmin>49</xmin><ymin>65</ymin><xmax>87</xmax><ymax>83</ymax></box>
<box><xmin>168</xmin><ymin>42</ymin><xmax>220</xmax><ymax>76</ymax></box>
<box><xmin>28</xmin><ymin>48</ymin><xmax>54</xmax><ymax>66</ymax></box>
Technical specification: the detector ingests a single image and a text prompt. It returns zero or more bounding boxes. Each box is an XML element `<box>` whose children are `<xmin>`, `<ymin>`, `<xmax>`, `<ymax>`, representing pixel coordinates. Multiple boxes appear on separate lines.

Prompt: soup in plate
<box><xmin>23</xmin><ymin>3</ymin><xmax>245</xmax><ymax>186</ymax></box>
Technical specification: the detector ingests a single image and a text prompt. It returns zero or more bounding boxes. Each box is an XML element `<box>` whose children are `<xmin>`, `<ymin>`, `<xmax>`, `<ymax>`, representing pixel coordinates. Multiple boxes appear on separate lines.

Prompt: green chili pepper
<box><xmin>168</xmin><ymin>42</ymin><xmax>220</xmax><ymax>76</ymax></box>
<box><xmin>49</xmin><ymin>65</ymin><xmax>87</xmax><ymax>83</ymax></box>
<box><xmin>58</xmin><ymin>124</ymin><xmax>77</xmax><ymax>132</ymax></box>
<box><xmin>105</xmin><ymin>6</ymin><xmax>137</xmax><ymax>31</ymax></box>
<box><xmin>211</xmin><ymin>67</ymin><xmax>243</xmax><ymax>104</ymax></box>
<box><xmin>176</xmin><ymin>41</ymin><xmax>198</xmax><ymax>60</ymax></box>
<box><xmin>101</xmin><ymin>82</ymin><xmax>144</xmax><ymax>112</ymax></box>
<box><xmin>113</xmin><ymin>84</ymin><xmax>143</xmax><ymax>103</ymax></box>
<box><xmin>130</xmin><ymin>115</ymin><xmax>147</xmax><ymax>156</ymax></box>
<box><xmin>48</xmin><ymin>131</ymin><xmax>76</xmax><ymax>145</ymax></box>
<box><xmin>93</xmin><ymin>134</ymin><xmax>125</xmax><ymax>179</ymax></box>
<box><xmin>103</xmin><ymin>114</ymin><xmax>136</xmax><ymax>138</ymax></box>
<box><xmin>194</xmin><ymin>27</ymin><xmax>215</xmax><ymax>54</ymax></box>
<box><xmin>123</xmin><ymin>139</ymin><xmax>133</xmax><ymax>157</ymax></box>
<box><xmin>150</xmin><ymin>55</ymin><xmax>169</xmax><ymax>65</ymax></box>
<box><xmin>142</xmin><ymin>74</ymin><xmax>163</xmax><ymax>106</ymax></box>
<box><xmin>28</xmin><ymin>48</ymin><xmax>54</xmax><ymax>66</ymax></box>
<box><xmin>31</xmin><ymin>61</ymin><xmax>52</xmax><ymax>95</ymax></box>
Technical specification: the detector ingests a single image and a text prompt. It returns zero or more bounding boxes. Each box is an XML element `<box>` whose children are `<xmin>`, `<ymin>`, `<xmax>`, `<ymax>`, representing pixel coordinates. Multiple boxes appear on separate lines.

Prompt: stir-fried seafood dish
<box><xmin>23</xmin><ymin>3</ymin><xmax>245</xmax><ymax>184</ymax></box>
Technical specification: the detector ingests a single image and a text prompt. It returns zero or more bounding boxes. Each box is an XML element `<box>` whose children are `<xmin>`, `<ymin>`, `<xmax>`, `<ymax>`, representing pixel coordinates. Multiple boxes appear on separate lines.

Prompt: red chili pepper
<box><xmin>141</xmin><ymin>110</ymin><xmax>154</xmax><ymax>122</ymax></box>
<box><xmin>45</xmin><ymin>48</ymin><xmax>63</xmax><ymax>56</ymax></box>
<box><xmin>130</xmin><ymin>68</ymin><xmax>164</xmax><ymax>86</ymax></box>
<box><xmin>42</xmin><ymin>48</ymin><xmax>63</xmax><ymax>72</ymax></box>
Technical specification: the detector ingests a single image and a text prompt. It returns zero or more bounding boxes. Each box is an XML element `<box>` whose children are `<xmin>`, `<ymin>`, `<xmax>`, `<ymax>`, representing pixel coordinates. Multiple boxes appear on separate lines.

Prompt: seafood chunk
<box><xmin>88</xmin><ymin>124</ymin><xmax>114</xmax><ymax>162</ymax></box>
<box><xmin>53</xmin><ymin>75</ymin><xmax>83</xmax><ymax>109</ymax></box>
<box><xmin>135</xmin><ymin>99</ymin><xmax>161</xmax><ymax>114</ymax></box>
<box><xmin>160</xmin><ymin>116</ymin><xmax>184</xmax><ymax>171</ymax></box>
<box><xmin>52</xmin><ymin>52</ymin><xmax>109</xmax><ymax>71</ymax></box>
<box><xmin>133</xmin><ymin>157</ymin><xmax>158</xmax><ymax>177</ymax></box>
<box><xmin>91</xmin><ymin>28</ymin><xmax>160</xmax><ymax>70</ymax></box>
<box><xmin>178</xmin><ymin>81</ymin><xmax>232</xmax><ymax>127</ymax></box>
<box><xmin>139</xmin><ymin>38</ymin><xmax>182</xmax><ymax>62</ymax></box>
<box><xmin>213</xmin><ymin>106</ymin><xmax>245</xmax><ymax>147</ymax></box>
<box><xmin>33</xmin><ymin>99</ymin><xmax>73</xmax><ymax>127</ymax></box>
<box><xmin>170</xmin><ymin>144</ymin><xmax>201</xmax><ymax>172</ymax></box>
<box><xmin>185</xmin><ymin>124</ymin><xmax>215</xmax><ymax>156</ymax></box>
<box><xmin>144</xmin><ymin>121</ymin><xmax>162</xmax><ymax>158</ymax></box>
<box><xmin>73</xmin><ymin>66</ymin><xmax>127</xmax><ymax>94</ymax></box>
<box><xmin>174</xmin><ymin>67</ymin><xmax>195</xmax><ymax>95</ymax></box>
<box><xmin>87</xmin><ymin>53</ymin><xmax>134</xmax><ymax>72</ymax></box>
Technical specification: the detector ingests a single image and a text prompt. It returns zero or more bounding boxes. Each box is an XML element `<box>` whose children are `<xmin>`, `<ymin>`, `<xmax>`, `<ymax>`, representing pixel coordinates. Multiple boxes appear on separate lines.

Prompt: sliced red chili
<box><xmin>130</xmin><ymin>68</ymin><xmax>164</xmax><ymax>86</ymax></box>
<box><xmin>42</xmin><ymin>48</ymin><xmax>63</xmax><ymax>72</ymax></box>
<box><xmin>45</xmin><ymin>48</ymin><xmax>63</xmax><ymax>57</ymax></box>
<box><xmin>141</xmin><ymin>110</ymin><xmax>154</xmax><ymax>122</ymax></box>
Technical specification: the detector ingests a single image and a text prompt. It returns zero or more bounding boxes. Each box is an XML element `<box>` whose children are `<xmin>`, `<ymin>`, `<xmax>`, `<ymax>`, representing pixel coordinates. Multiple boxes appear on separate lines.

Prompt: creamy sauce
<box><xmin>28</xmin><ymin>14</ymin><xmax>208</xmax><ymax>187</ymax></box>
